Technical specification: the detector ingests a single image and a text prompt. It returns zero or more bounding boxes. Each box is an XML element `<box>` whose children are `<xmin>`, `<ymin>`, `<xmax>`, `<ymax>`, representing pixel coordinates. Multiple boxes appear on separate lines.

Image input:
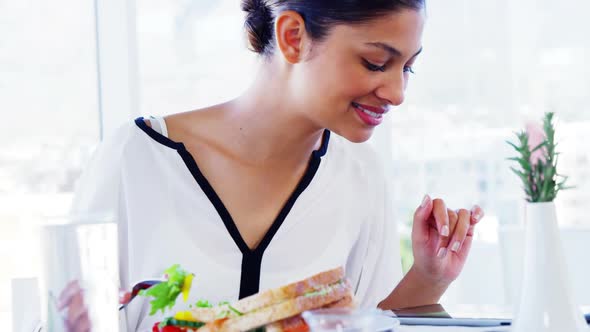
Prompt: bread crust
<box><xmin>264</xmin><ymin>294</ymin><xmax>356</xmax><ymax>332</ymax></box>
<box><xmin>191</xmin><ymin>267</ymin><xmax>344</xmax><ymax>323</ymax></box>
<box><xmin>201</xmin><ymin>280</ymin><xmax>352</xmax><ymax>332</ymax></box>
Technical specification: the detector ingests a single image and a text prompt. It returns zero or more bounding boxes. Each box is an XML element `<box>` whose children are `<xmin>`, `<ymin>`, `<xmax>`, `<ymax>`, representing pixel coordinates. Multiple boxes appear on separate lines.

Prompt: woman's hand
<box><xmin>411</xmin><ymin>195</ymin><xmax>484</xmax><ymax>287</ymax></box>
<box><xmin>379</xmin><ymin>195</ymin><xmax>484</xmax><ymax>310</ymax></box>
<box><xmin>58</xmin><ymin>281</ymin><xmax>131</xmax><ymax>332</ymax></box>
<box><xmin>58</xmin><ymin>281</ymin><xmax>91</xmax><ymax>332</ymax></box>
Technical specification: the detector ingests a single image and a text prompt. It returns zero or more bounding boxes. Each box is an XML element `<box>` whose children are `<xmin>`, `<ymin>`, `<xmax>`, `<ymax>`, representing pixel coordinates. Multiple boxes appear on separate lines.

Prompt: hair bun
<box><xmin>241</xmin><ymin>0</ymin><xmax>274</xmax><ymax>54</ymax></box>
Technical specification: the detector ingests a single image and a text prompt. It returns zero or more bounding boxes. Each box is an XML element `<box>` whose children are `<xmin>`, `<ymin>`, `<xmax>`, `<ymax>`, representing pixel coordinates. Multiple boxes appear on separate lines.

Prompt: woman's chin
<box><xmin>337</xmin><ymin>128</ymin><xmax>374</xmax><ymax>143</ymax></box>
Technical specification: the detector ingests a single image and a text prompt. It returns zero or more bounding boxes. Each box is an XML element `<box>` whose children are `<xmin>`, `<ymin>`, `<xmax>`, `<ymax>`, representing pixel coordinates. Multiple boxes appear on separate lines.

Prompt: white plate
<box><xmin>302</xmin><ymin>308</ymin><xmax>401</xmax><ymax>331</ymax></box>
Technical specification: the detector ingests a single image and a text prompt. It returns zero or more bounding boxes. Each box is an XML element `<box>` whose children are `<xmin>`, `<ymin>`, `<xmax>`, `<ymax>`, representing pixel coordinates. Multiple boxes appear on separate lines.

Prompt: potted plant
<box><xmin>507</xmin><ymin>112</ymin><xmax>585</xmax><ymax>331</ymax></box>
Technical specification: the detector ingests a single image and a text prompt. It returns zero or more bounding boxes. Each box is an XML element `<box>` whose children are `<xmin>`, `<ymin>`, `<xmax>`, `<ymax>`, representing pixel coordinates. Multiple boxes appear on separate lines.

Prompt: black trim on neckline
<box><xmin>315</xmin><ymin>129</ymin><xmax>331</xmax><ymax>157</ymax></box>
<box><xmin>134</xmin><ymin>117</ymin><xmax>331</xmax><ymax>299</ymax></box>
<box><xmin>134</xmin><ymin>117</ymin><xmax>184</xmax><ymax>150</ymax></box>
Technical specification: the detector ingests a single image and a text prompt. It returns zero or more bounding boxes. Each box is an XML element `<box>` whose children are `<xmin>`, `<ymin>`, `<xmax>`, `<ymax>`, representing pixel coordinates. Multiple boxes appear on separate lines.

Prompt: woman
<box><xmin>61</xmin><ymin>0</ymin><xmax>484</xmax><ymax>331</ymax></box>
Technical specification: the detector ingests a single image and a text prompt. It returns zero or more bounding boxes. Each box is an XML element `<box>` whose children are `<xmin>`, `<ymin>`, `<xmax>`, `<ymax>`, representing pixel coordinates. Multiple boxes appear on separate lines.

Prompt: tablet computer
<box><xmin>387</xmin><ymin>304</ymin><xmax>590</xmax><ymax>327</ymax></box>
<box><xmin>387</xmin><ymin>304</ymin><xmax>510</xmax><ymax>327</ymax></box>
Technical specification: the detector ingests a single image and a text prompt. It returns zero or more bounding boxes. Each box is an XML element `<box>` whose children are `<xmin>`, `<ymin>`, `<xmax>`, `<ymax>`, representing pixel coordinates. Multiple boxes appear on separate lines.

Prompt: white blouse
<box><xmin>71</xmin><ymin>117</ymin><xmax>402</xmax><ymax>331</ymax></box>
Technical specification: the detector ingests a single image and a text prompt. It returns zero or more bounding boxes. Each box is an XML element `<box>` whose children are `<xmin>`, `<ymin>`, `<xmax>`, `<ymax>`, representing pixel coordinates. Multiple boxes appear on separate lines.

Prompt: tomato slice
<box><xmin>281</xmin><ymin>316</ymin><xmax>310</xmax><ymax>332</ymax></box>
<box><xmin>161</xmin><ymin>326</ymin><xmax>185</xmax><ymax>332</ymax></box>
<box><xmin>152</xmin><ymin>322</ymin><xmax>185</xmax><ymax>332</ymax></box>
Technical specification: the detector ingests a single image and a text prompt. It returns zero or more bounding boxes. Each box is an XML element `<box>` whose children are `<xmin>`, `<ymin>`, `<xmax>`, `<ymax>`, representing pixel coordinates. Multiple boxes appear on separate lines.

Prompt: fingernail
<box><xmin>451</xmin><ymin>241</ymin><xmax>461</xmax><ymax>252</ymax></box>
<box><xmin>437</xmin><ymin>247</ymin><xmax>447</xmax><ymax>258</ymax></box>
<box><xmin>471</xmin><ymin>206</ymin><xmax>481</xmax><ymax>220</ymax></box>
<box><xmin>120</xmin><ymin>291</ymin><xmax>131</xmax><ymax>304</ymax></box>
<box><xmin>420</xmin><ymin>195</ymin><xmax>430</xmax><ymax>208</ymax></box>
<box><xmin>441</xmin><ymin>225</ymin><xmax>450</xmax><ymax>236</ymax></box>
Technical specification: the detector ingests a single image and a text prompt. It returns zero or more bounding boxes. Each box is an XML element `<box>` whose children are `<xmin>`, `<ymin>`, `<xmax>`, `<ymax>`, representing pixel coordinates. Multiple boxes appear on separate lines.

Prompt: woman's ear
<box><xmin>274</xmin><ymin>10</ymin><xmax>309</xmax><ymax>64</ymax></box>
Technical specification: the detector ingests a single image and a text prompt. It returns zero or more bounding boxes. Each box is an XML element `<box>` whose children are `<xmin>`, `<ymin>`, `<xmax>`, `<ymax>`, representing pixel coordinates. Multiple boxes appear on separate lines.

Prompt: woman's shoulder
<box><xmin>71</xmin><ymin>117</ymin><xmax>175</xmax><ymax>214</ymax></box>
<box><xmin>70</xmin><ymin>121</ymin><xmax>137</xmax><ymax>214</ymax></box>
<box><xmin>104</xmin><ymin>116</ymin><xmax>188</xmax><ymax>153</ymax></box>
<box><xmin>77</xmin><ymin>117</ymin><xmax>174</xmax><ymax>181</ymax></box>
<box><xmin>160</xmin><ymin>107</ymin><xmax>227</xmax><ymax>145</ymax></box>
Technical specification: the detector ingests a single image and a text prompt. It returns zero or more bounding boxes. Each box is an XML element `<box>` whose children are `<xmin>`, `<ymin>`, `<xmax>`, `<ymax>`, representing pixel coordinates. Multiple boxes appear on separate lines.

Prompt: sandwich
<box><xmin>141</xmin><ymin>266</ymin><xmax>354</xmax><ymax>332</ymax></box>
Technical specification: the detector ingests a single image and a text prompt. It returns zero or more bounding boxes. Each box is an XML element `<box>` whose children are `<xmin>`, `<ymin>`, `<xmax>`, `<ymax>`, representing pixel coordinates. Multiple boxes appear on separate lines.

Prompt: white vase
<box><xmin>512</xmin><ymin>201</ymin><xmax>587</xmax><ymax>332</ymax></box>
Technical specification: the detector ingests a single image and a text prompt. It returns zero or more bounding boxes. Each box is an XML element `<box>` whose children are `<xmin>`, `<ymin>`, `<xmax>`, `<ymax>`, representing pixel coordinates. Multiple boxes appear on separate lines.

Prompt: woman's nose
<box><xmin>375</xmin><ymin>73</ymin><xmax>406</xmax><ymax>106</ymax></box>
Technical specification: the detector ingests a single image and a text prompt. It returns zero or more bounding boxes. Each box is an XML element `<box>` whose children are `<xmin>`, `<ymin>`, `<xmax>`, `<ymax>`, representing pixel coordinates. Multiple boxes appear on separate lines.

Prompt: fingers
<box><xmin>448</xmin><ymin>209</ymin><xmax>470</xmax><ymax>253</ymax></box>
<box><xmin>467</xmin><ymin>224</ymin><xmax>475</xmax><ymax>237</ymax></box>
<box><xmin>458</xmin><ymin>230</ymin><xmax>474</xmax><ymax>259</ymax></box>
<box><xmin>413</xmin><ymin>196</ymin><xmax>451</xmax><ymax>247</ymax></box>
<box><xmin>414</xmin><ymin>197</ymin><xmax>485</xmax><ymax>260</ymax></box>
<box><xmin>58</xmin><ymin>280</ymin><xmax>91</xmax><ymax>332</ymax></box>
<box><xmin>412</xmin><ymin>194</ymin><xmax>434</xmax><ymax>243</ymax></box>
<box><xmin>435</xmin><ymin>204</ymin><xmax>483</xmax><ymax>258</ymax></box>
<box><xmin>432</xmin><ymin>199</ymin><xmax>450</xmax><ymax>237</ymax></box>
<box><xmin>66</xmin><ymin>291</ymin><xmax>88</xmax><ymax>332</ymax></box>
<box><xmin>69</xmin><ymin>310</ymin><xmax>91</xmax><ymax>332</ymax></box>
<box><xmin>58</xmin><ymin>280</ymin><xmax>81</xmax><ymax>310</ymax></box>
<box><xmin>470</xmin><ymin>205</ymin><xmax>485</xmax><ymax>224</ymax></box>
<box><xmin>467</xmin><ymin>205</ymin><xmax>484</xmax><ymax>237</ymax></box>
<box><xmin>119</xmin><ymin>290</ymin><xmax>131</xmax><ymax>305</ymax></box>
<box><xmin>436</xmin><ymin>209</ymin><xmax>457</xmax><ymax>258</ymax></box>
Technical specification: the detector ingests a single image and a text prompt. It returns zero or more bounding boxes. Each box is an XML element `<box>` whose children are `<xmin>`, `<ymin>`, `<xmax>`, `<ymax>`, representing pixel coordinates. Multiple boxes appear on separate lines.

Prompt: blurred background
<box><xmin>1</xmin><ymin>0</ymin><xmax>590</xmax><ymax>329</ymax></box>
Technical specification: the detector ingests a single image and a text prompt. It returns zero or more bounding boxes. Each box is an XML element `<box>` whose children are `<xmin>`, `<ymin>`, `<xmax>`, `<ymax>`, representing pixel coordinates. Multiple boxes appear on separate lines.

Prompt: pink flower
<box><xmin>526</xmin><ymin>121</ymin><xmax>546</xmax><ymax>165</ymax></box>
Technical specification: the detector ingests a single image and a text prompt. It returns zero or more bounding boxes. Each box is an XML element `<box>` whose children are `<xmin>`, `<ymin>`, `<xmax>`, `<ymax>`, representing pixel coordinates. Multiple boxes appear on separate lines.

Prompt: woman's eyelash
<box><xmin>363</xmin><ymin>59</ymin><xmax>416</xmax><ymax>74</ymax></box>
<box><xmin>362</xmin><ymin>59</ymin><xmax>386</xmax><ymax>72</ymax></box>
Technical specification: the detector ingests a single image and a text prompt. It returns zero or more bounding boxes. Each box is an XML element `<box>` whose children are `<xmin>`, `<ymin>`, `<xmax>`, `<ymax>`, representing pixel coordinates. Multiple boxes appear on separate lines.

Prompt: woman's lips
<box><xmin>351</xmin><ymin>102</ymin><xmax>387</xmax><ymax>126</ymax></box>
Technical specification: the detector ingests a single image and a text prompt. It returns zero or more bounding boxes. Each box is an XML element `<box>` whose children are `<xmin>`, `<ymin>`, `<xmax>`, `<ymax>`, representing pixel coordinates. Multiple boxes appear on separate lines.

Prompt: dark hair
<box><xmin>241</xmin><ymin>0</ymin><xmax>425</xmax><ymax>56</ymax></box>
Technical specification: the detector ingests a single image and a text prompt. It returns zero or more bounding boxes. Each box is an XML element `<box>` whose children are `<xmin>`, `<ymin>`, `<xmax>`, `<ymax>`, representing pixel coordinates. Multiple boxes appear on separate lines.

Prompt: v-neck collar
<box><xmin>135</xmin><ymin>117</ymin><xmax>331</xmax><ymax>298</ymax></box>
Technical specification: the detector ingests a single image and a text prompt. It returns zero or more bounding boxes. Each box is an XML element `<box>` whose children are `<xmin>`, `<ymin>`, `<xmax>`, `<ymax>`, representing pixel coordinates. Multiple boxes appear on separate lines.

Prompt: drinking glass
<box><xmin>302</xmin><ymin>308</ymin><xmax>380</xmax><ymax>332</ymax></box>
<box><xmin>39</xmin><ymin>215</ymin><xmax>118</xmax><ymax>332</ymax></box>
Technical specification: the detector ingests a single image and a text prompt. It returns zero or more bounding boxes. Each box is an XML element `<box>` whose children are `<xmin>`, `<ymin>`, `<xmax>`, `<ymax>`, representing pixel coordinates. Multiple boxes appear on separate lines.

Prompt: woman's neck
<box><xmin>223</xmin><ymin>67</ymin><xmax>325</xmax><ymax>167</ymax></box>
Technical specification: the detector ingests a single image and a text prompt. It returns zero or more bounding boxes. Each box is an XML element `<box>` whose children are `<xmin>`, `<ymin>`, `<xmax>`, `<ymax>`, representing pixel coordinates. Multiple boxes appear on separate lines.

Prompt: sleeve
<box><xmin>353</xmin><ymin>163</ymin><xmax>402</xmax><ymax>308</ymax></box>
<box><xmin>70</xmin><ymin>123</ymin><xmax>132</xmax><ymax>216</ymax></box>
<box><xmin>69</xmin><ymin>123</ymin><xmax>136</xmax><ymax>332</ymax></box>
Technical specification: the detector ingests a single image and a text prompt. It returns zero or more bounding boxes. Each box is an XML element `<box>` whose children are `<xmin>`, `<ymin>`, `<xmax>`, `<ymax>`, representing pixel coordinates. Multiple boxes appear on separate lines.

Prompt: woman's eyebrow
<box><xmin>365</xmin><ymin>42</ymin><xmax>423</xmax><ymax>58</ymax></box>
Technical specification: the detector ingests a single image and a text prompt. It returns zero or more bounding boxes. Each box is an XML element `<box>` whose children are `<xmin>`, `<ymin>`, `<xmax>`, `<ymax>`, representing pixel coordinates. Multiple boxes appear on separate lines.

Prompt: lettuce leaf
<box><xmin>140</xmin><ymin>264</ymin><xmax>189</xmax><ymax>315</ymax></box>
<box><xmin>196</xmin><ymin>299</ymin><xmax>213</xmax><ymax>308</ymax></box>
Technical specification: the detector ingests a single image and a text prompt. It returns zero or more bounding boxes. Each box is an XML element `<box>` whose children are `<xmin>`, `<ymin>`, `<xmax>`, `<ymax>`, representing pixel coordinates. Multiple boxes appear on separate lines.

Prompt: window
<box><xmin>0</xmin><ymin>0</ymin><xmax>100</xmax><ymax>325</ymax></box>
<box><xmin>392</xmin><ymin>0</ymin><xmax>590</xmax><ymax>226</ymax></box>
<box><xmin>136</xmin><ymin>0</ymin><xmax>257</xmax><ymax>115</ymax></box>
<box><xmin>391</xmin><ymin>0</ymin><xmax>590</xmax><ymax>304</ymax></box>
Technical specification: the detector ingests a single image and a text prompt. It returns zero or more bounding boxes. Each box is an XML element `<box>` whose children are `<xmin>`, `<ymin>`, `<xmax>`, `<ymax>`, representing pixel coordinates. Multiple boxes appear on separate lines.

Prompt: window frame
<box><xmin>95</xmin><ymin>0</ymin><xmax>140</xmax><ymax>139</ymax></box>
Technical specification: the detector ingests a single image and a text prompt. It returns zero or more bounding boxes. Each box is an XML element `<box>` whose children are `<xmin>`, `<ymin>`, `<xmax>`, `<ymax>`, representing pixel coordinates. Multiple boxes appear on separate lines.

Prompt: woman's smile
<box><xmin>351</xmin><ymin>102</ymin><xmax>389</xmax><ymax>126</ymax></box>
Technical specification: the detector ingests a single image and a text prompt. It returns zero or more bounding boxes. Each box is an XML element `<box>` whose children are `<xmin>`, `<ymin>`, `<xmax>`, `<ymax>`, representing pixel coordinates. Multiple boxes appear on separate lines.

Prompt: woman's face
<box><xmin>292</xmin><ymin>8</ymin><xmax>426</xmax><ymax>142</ymax></box>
